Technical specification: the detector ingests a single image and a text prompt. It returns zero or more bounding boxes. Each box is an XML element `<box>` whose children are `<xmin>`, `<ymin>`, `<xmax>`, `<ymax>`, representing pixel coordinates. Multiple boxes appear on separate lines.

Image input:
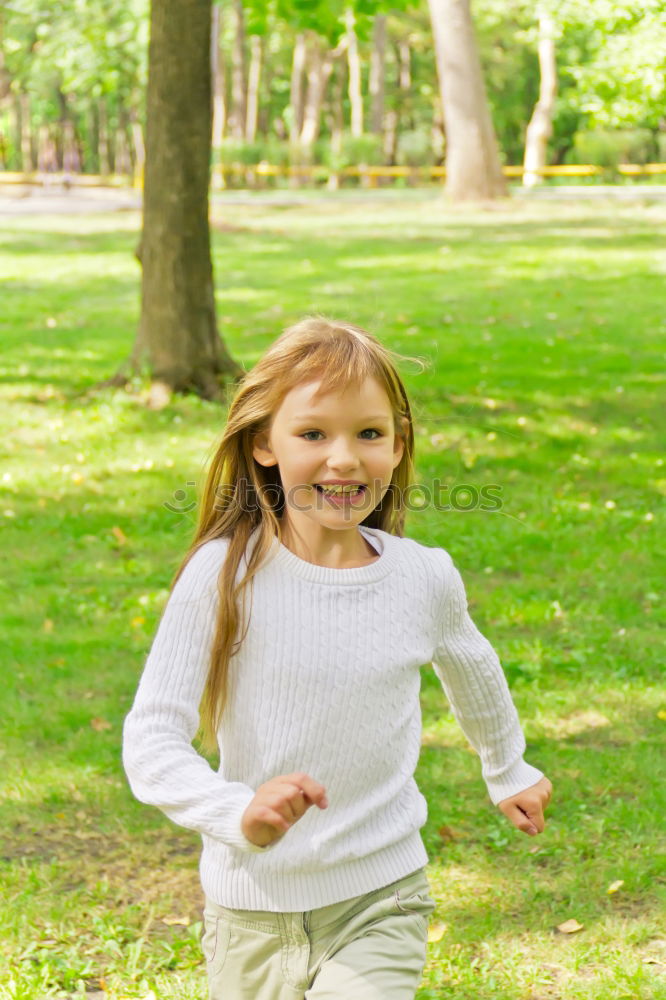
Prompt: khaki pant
<box><xmin>202</xmin><ymin>867</ymin><xmax>436</xmax><ymax>1000</ymax></box>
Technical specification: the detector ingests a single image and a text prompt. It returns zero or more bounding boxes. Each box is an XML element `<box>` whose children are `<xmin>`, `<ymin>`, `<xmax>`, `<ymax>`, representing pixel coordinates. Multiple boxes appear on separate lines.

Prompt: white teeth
<box><xmin>317</xmin><ymin>484</ymin><xmax>363</xmax><ymax>494</ymax></box>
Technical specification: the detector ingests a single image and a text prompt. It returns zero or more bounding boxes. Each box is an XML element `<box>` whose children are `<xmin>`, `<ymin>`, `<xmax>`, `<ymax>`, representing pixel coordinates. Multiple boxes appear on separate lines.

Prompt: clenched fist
<box><xmin>497</xmin><ymin>776</ymin><xmax>553</xmax><ymax>836</ymax></box>
<box><xmin>241</xmin><ymin>772</ymin><xmax>329</xmax><ymax>848</ymax></box>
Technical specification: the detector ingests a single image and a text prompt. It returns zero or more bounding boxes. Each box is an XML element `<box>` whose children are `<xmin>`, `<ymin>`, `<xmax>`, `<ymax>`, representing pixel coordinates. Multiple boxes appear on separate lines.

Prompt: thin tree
<box><xmin>109</xmin><ymin>0</ymin><xmax>243</xmax><ymax>406</ymax></box>
<box><xmin>369</xmin><ymin>13</ymin><xmax>386</xmax><ymax>136</ymax></box>
<box><xmin>345</xmin><ymin>8</ymin><xmax>363</xmax><ymax>137</ymax></box>
<box><xmin>211</xmin><ymin>3</ymin><xmax>227</xmax><ymax>188</ymax></box>
<box><xmin>18</xmin><ymin>91</ymin><xmax>34</xmax><ymax>173</ymax></box>
<box><xmin>523</xmin><ymin>10</ymin><xmax>557</xmax><ymax>187</ymax></box>
<box><xmin>229</xmin><ymin>0</ymin><xmax>247</xmax><ymax>139</ymax></box>
<box><xmin>288</xmin><ymin>32</ymin><xmax>307</xmax><ymax>146</ymax></box>
<box><xmin>299</xmin><ymin>34</ymin><xmax>347</xmax><ymax>150</ymax></box>
<box><xmin>97</xmin><ymin>98</ymin><xmax>111</xmax><ymax>176</ymax></box>
<box><xmin>245</xmin><ymin>33</ymin><xmax>262</xmax><ymax>142</ymax></box>
<box><xmin>427</xmin><ymin>0</ymin><xmax>507</xmax><ymax>200</ymax></box>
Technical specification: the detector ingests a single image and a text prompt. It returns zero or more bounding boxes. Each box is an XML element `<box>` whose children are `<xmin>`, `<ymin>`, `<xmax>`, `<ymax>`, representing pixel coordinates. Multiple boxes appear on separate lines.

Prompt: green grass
<box><xmin>1</xmin><ymin>191</ymin><xmax>665</xmax><ymax>999</ymax></box>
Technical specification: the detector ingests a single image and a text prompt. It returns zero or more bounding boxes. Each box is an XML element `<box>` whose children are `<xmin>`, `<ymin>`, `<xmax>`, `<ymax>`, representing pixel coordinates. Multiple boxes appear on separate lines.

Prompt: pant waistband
<box><xmin>204</xmin><ymin>866</ymin><xmax>429</xmax><ymax>932</ymax></box>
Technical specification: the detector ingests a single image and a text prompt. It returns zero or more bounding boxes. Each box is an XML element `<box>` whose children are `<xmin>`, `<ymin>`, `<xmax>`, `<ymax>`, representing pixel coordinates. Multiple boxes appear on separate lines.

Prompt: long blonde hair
<box><xmin>173</xmin><ymin>316</ymin><xmax>424</xmax><ymax>749</ymax></box>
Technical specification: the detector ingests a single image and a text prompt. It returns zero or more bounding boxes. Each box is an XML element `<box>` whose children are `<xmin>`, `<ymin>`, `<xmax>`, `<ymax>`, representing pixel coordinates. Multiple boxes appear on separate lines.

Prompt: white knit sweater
<box><xmin>122</xmin><ymin>525</ymin><xmax>543</xmax><ymax>912</ymax></box>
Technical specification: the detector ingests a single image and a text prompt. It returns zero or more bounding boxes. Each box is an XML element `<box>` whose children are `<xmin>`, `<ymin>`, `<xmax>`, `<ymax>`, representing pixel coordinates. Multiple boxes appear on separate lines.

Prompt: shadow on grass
<box><xmin>1</xmin><ymin>213</ymin><xmax>664</xmax><ymax>429</ymax></box>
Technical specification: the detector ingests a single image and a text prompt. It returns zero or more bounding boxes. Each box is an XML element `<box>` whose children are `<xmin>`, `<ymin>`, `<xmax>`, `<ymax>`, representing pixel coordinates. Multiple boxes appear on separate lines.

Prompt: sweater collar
<box><xmin>268</xmin><ymin>526</ymin><xmax>398</xmax><ymax>585</ymax></box>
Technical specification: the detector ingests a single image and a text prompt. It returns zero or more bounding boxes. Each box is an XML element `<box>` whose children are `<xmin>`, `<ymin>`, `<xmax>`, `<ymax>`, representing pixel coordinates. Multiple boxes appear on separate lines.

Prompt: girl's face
<box><xmin>252</xmin><ymin>376</ymin><xmax>406</xmax><ymax>534</ymax></box>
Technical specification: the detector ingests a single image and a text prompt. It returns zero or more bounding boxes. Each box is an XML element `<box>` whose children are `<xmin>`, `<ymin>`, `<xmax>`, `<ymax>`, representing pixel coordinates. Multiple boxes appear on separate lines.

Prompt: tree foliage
<box><xmin>1</xmin><ymin>0</ymin><xmax>664</xmax><ymax>174</ymax></box>
<box><xmin>1</xmin><ymin>0</ymin><xmax>147</xmax><ymax>170</ymax></box>
<box><xmin>563</xmin><ymin>0</ymin><xmax>666</xmax><ymax>130</ymax></box>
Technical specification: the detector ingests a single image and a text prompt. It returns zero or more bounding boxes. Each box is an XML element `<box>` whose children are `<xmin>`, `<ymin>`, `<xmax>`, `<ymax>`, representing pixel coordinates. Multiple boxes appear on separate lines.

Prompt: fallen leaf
<box><xmin>111</xmin><ymin>526</ymin><xmax>128</xmax><ymax>546</ymax></box>
<box><xmin>657</xmin><ymin>710</ymin><xmax>666</xmax><ymax>721</ymax></box>
<box><xmin>438</xmin><ymin>825</ymin><xmax>464</xmax><ymax>842</ymax></box>
<box><xmin>131</xmin><ymin>616</ymin><xmax>145</xmax><ymax>628</ymax></box>
<box><xmin>91</xmin><ymin>717</ymin><xmax>112</xmax><ymax>732</ymax></box>
<box><xmin>42</xmin><ymin>618</ymin><xmax>54</xmax><ymax>633</ymax></box>
<box><xmin>541</xmin><ymin>962</ymin><xmax>567</xmax><ymax>978</ymax></box>
<box><xmin>427</xmin><ymin>922</ymin><xmax>446</xmax><ymax>943</ymax></box>
<box><xmin>161</xmin><ymin>915</ymin><xmax>190</xmax><ymax>926</ymax></box>
<box><xmin>556</xmin><ymin>919</ymin><xmax>584</xmax><ymax>934</ymax></box>
<box><xmin>607</xmin><ymin>880</ymin><xmax>624</xmax><ymax>894</ymax></box>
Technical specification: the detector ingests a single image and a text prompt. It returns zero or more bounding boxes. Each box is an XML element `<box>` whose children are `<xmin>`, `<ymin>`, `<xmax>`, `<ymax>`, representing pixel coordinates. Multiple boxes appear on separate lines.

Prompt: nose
<box><xmin>326</xmin><ymin>435</ymin><xmax>360</xmax><ymax>472</ymax></box>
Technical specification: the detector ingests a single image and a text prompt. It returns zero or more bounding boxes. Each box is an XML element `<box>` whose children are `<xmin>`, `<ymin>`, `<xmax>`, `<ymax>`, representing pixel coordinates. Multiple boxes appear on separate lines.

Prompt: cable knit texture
<box><xmin>123</xmin><ymin>526</ymin><xmax>543</xmax><ymax>911</ymax></box>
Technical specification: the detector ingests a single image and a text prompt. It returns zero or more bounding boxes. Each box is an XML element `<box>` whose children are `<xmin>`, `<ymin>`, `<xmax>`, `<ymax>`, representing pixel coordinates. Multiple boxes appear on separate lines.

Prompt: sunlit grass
<box><xmin>1</xmin><ymin>193</ymin><xmax>665</xmax><ymax>998</ymax></box>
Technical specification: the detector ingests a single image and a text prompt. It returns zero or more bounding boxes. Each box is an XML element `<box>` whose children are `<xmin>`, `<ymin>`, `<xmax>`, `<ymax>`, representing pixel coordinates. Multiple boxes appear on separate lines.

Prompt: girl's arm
<box><xmin>122</xmin><ymin>541</ymin><xmax>273</xmax><ymax>854</ymax></box>
<box><xmin>431</xmin><ymin>551</ymin><xmax>545</xmax><ymax>806</ymax></box>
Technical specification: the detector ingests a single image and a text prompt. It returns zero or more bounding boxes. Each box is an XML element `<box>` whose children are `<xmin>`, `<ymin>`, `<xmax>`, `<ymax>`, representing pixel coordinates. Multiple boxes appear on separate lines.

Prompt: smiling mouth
<box><xmin>313</xmin><ymin>484</ymin><xmax>367</xmax><ymax>499</ymax></box>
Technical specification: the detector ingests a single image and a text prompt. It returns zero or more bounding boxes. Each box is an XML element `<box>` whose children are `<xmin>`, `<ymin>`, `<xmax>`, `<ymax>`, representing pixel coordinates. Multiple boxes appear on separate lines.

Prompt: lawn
<box><xmin>1</xmin><ymin>190</ymin><xmax>665</xmax><ymax>999</ymax></box>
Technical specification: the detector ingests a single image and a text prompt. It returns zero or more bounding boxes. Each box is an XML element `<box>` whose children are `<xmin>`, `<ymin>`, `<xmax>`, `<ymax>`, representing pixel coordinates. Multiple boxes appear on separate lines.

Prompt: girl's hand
<box><xmin>497</xmin><ymin>776</ymin><xmax>552</xmax><ymax>836</ymax></box>
<box><xmin>241</xmin><ymin>772</ymin><xmax>329</xmax><ymax>847</ymax></box>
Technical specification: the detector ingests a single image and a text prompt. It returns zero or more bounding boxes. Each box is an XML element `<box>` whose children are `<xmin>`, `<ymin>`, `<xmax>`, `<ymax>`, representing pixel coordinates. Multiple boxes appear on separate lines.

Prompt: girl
<box><xmin>123</xmin><ymin>316</ymin><xmax>552</xmax><ymax>1000</ymax></box>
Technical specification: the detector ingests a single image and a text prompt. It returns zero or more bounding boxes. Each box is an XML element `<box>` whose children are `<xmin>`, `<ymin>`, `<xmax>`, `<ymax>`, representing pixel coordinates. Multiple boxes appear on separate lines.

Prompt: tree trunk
<box><xmin>37</xmin><ymin>125</ymin><xmax>58</xmax><ymax>176</ymax></box>
<box><xmin>0</xmin><ymin>11</ymin><xmax>12</xmax><ymax>103</ymax></box>
<box><xmin>211</xmin><ymin>3</ymin><xmax>227</xmax><ymax>188</ymax></box>
<box><xmin>432</xmin><ymin>92</ymin><xmax>445</xmax><ymax>163</ymax></box>
<box><xmin>98</xmin><ymin>98</ymin><xmax>111</xmax><ymax>176</ymax></box>
<box><xmin>259</xmin><ymin>49</ymin><xmax>273</xmax><ymax>137</ymax></box>
<box><xmin>229</xmin><ymin>0</ymin><xmax>246</xmax><ymax>140</ymax></box>
<box><xmin>19</xmin><ymin>91</ymin><xmax>34</xmax><ymax>173</ymax></box>
<box><xmin>369</xmin><ymin>14</ymin><xmax>386</xmax><ymax>135</ymax></box>
<box><xmin>523</xmin><ymin>12</ymin><xmax>556</xmax><ymax>187</ymax></box>
<box><xmin>345</xmin><ymin>9</ymin><xmax>363</xmax><ymax>138</ymax></box>
<box><xmin>129</xmin><ymin>106</ymin><xmax>145</xmax><ymax>184</ymax></box>
<box><xmin>115</xmin><ymin>125</ymin><xmax>132</xmax><ymax>177</ymax></box>
<box><xmin>245</xmin><ymin>34</ymin><xmax>262</xmax><ymax>142</ymax></box>
<box><xmin>0</xmin><ymin>10</ymin><xmax>14</xmax><ymax>168</ymax></box>
<box><xmin>383</xmin><ymin>107</ymin><xmax>397</xmax><ymax>163</ymax></box>
<box><xmin>385</xmin><ymin>37</ymin><xmax>410</xmax><ymax>162</ymax></box>
<box><xmin>300</xmin><ymin>37</ymin><xmax>340</xmax><ymax>150</ymax></box>
<box><xmin>137</xmin><ymin>0</ymin><xmax>242</xmax><ymax>405</ymax></box>
<box><xmin>288</xmin><ymin>32</ymin><xmax>306</xmax><ymax>146</ymax></box>
<box><xmin>327</xmin><ymin>61</ymin><xmax>345</xmax><ymax>190</ymax></box>
<box><xmin>398</xmin><ymin>39</ymin><xmax>411</xmax><ymax>93</ymax></box>
<box><xmin>427</xmin><ymin>0</ymin><xmax>507</xmax><ymax>201</ymax></box>
<box><xmin>62</xmin><ymin>118</ymin><xmax>81</xmax><ymax>174</ymax></box>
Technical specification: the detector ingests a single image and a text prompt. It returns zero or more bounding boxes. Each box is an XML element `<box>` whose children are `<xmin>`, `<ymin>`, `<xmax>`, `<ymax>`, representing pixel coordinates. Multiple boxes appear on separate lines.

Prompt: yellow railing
<box><xmin>221</xmin><ymin>162</ymin><xmax>666</xmax><ymax>181</ymax></box>
<box><xmin>0</xmin><ymin>171</ymin><xmax>134</xmax><ymax>186</ymax></box>
<box><xmin>1</xmin><ymin>163</ymin><xmax>666</xmax><ymax>188</ymax></box>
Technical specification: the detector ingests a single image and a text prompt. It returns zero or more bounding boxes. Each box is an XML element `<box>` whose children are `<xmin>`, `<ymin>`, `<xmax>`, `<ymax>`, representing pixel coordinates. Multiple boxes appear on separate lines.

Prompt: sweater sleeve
<box><xmin>431</xmin><ymin>551</ymin><xmax>543</xmax><ymax>804</ymax></box>
<box><xmin>122</xmin><ymin>540</ymin><xmax>274</xmax><ymax>854</ymax></box>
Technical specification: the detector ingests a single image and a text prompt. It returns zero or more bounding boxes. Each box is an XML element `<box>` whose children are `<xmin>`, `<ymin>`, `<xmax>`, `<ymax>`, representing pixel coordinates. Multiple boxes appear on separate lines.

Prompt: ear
<box><xmin>392</xmin><ymin>418</ymin><xmax>408</xmax><ymax>468</ymax></box>
<box><xmin>252</xmin><ymin>430</ymin><xmax>278</xmax><ymax>467</ymax></box>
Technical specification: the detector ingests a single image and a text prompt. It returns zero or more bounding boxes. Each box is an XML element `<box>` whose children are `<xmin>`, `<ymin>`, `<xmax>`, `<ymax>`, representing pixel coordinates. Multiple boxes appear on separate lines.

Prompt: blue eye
<box><xmin>301</xmin><ymin>429</ymin><xmax>382</xmax><ymax>441</ymax></box>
